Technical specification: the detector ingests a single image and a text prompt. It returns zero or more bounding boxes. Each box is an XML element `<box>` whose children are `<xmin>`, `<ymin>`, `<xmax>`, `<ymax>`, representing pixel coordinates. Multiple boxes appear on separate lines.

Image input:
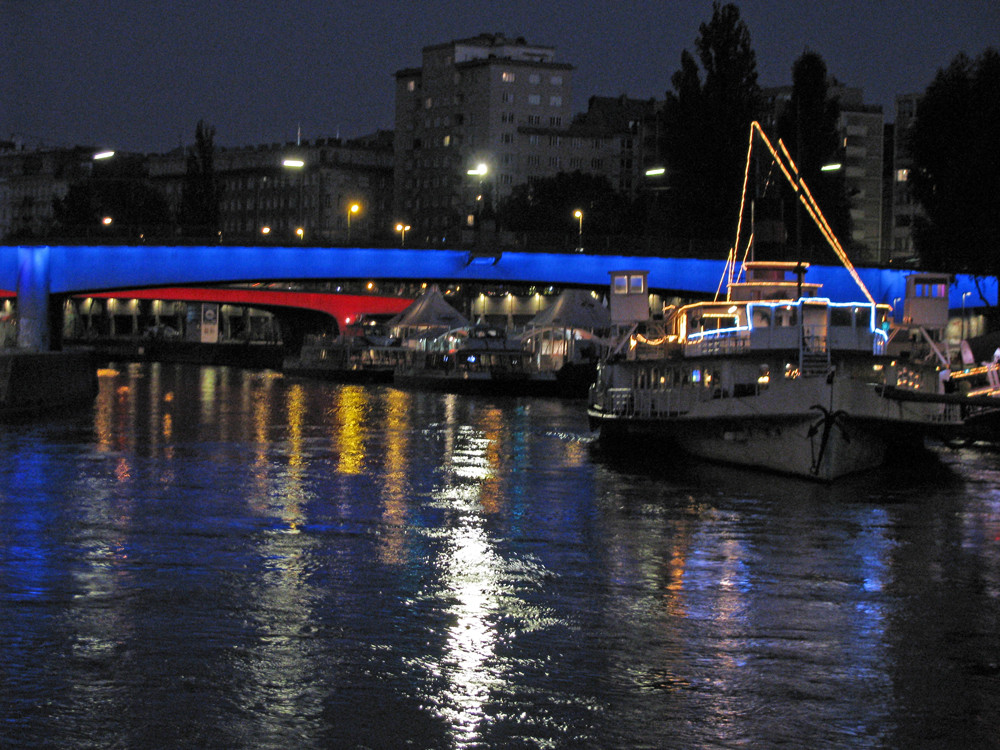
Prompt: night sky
<box><xmin>4</xmin><ymin>0</ymin><xmax>997</xmax><ymax>153</ymax></box>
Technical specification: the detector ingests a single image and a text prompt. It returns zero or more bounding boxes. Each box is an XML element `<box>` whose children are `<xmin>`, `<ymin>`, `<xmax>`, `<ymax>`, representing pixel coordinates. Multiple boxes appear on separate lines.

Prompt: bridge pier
<box><xmin>16</xmin><ymin>245</ymin><xmax>51</xmax><ymax>351</ymax></box>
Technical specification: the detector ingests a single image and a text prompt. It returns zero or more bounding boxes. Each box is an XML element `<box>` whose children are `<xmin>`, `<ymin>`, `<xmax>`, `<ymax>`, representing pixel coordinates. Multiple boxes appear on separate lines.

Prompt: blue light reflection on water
<box><xmin>1</xmin><ymin>362</ymin><xmax>999</xmax><ymax>749</ymax></box>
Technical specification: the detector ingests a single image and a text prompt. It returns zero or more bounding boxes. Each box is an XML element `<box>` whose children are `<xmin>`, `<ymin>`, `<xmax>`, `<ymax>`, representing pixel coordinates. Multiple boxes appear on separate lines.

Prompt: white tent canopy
<box><xmin>389</xmin><ymin>289</ymin><xmax>470</xmax><ymax>338</ymax></box>
<box><xmin>527</xmin><ymin>289</ymin><xmax>610</xmax><ymax>331</ymax></box>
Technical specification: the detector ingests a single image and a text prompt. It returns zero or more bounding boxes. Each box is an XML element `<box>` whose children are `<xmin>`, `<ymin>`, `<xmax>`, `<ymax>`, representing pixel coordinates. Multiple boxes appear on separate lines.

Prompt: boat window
<box><xmin>777</xmin><ymin>306</ymin><xmax>798</xmax><ymax>326</ymax></box>
<box><xmin>753</xmin><ymin>307</ymin><xmax>772</xmax><ymax>327</ymax></box>
<box><xmin>830</xmin><ymin>307</ymin><xmax>853</xmax><ymax>327</ymax></box>
<box><xmin>852</xmin><ymin>306</ymin><xmax>871</xmax><ymax>329</ymax></box>
<box><xmin>629</xmin><ymin>275</ymin><xmax>645</xmax><ymax>294</ymax></box>
<box><xmin>613</xmin><ymin>276</ymin><xmax>628</xmax><ymax>295</ymax></box>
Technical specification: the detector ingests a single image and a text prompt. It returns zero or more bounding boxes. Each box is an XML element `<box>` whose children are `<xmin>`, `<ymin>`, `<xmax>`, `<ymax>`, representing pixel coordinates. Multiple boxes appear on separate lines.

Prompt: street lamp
<box><xmin>573</xmin><ymin>209</ymin><xmax>583</xmax><ymax>252</ymax></box>
<box><xmin>396</xmin><ymin>223</ymin><xmax>410</xmax><ymax>246</ymax></box>
<box><xmin>283</xmin><ymin>158</ymin><xmax>305</xmax><ymax>238</ymax></box>
<box><xmin>962</xmin><ymin>291</ymin><xmax>971</xmax><ymax>341</ymax></box>
<box><xmin>348</xmin><ymin>203</ymin><xmax>360</xmax><ymax>244</ymax></box>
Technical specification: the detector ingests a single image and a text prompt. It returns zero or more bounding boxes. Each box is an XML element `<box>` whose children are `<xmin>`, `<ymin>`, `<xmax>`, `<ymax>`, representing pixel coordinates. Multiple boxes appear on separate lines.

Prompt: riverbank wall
<box><xmin>0</xmin><ymin>349</ymin><xmax>98</xmax><ymax>419</ymax></box>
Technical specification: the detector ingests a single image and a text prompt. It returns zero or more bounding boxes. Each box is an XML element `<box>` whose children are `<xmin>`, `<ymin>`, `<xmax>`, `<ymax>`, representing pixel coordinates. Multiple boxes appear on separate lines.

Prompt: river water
<box><xmin>2</xmin><ymin>362</ymin><xmax>998</xmax><ymax>749</ymax></box>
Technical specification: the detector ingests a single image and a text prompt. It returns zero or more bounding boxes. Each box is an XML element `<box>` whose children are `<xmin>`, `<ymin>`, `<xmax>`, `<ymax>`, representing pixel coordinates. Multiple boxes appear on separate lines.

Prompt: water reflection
<box><xmin>2</xmin><ymin>365</ymin><xmax>999</xmax><ymax>748</ymax></box>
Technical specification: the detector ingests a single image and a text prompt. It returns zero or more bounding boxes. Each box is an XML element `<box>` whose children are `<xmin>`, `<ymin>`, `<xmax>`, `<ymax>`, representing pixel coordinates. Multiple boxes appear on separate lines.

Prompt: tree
<box><xmin>660</xmin><ymin>2</ymin><xmax>763</xmax><ymax>252</ymax></box>
<box><xmin>499</xmin><ymin>171</ymin><xmax>629</xmax><ymax>245</ymax></box>
<box><xmin>53</xmin><ymin>154</ymin><xmax>171</xmax><ymax>240</ymax></box>
<box><xmin>178</xmin><ymin>120</ymin><xmax>222</xmax><ymax>238</ymax></box>
<box><xmin>911</xmin><ymin>48</ymin><xmax>1000</xmax><ymax>300</ymax></box>
<box><xmin>774</xmin><ymin>51</ymin><xmax>851</xmax><ymax>258</ymax></box>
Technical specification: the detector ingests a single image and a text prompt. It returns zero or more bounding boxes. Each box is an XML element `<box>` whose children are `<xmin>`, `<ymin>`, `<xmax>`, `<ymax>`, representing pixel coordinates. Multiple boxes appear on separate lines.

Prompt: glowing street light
<box><xmin>573</xmin><ymin>209</ymin><xmax>583</xmax><ymax>252</ymax></box>
<box><xmin>295</xmin><ymin>226</ymin><xmax>304</xmax><ymax>241</ymax></box>
<box><xmin>644</xmin><ymin>166</ymin><xmax>665</xmax><ymax>177</ymax></box>
<box><xmin>261</xmin><ymin>226</ymin><xmax>271</xmax><ymax>236</ymax></box>
<box><xmin>102</xmin><ymin>216</ymin><xmax>113</xmax><ymax>226</ymax></box>
<box><xmin>348</xmin><ymin>202</ymin><xmax>360</xmax><ymax>244</ymax></box>
<box><xmin>467</xmin><ymin>163</ymin><xmax>488</xmax><ymax>176</ymax></box>
<box><xmin>93</xmin><ymin>150</ymin><xmax>116</xmax><ymax>161</ymax></box>
<box><xmin>820</xmin><ymin>162</ymin><xmax>843</xmax><ymax>172</ymax></box>
<box><xmin>963</xmin><ymin>291</ymin><xmax>972</xmax><ymax>341</ymax></box>
<box><xmin>283</xmin><ymin>157</ymin><xmax>306</xmax><ymax>233</ymax></box>
<box><xmin>396</xmin><ymin>223</ymin><xmax>410</xmax><ymax>246</ymax></box>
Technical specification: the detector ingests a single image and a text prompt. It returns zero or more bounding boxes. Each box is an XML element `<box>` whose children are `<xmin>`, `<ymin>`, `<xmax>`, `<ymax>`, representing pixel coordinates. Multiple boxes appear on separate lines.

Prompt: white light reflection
<box><xmin>435</xmin><ymin>512</ymin><xmax>505</xmax><ymax>745</ymax></box>
<box><xmin>421</xmin><ymin>406</ymin><xmax>556</xmax><ymax>747</ymax></box>
<box><xmin>237</xmin><ymin>377</ymin><xmax>323</xmax><ymax>733</ymax></box>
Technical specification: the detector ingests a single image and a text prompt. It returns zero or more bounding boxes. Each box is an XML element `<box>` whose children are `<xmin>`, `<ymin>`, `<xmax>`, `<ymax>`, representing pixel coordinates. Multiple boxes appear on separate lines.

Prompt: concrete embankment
<box><xmin>78</xmin><ymin>339</ymin><xmax>285</xmax><ymax>370</ymax></box>
<box><xmin>0</xmin><ymin>349</ymin><xmax>98</xmax><ymax>419</ymax></box>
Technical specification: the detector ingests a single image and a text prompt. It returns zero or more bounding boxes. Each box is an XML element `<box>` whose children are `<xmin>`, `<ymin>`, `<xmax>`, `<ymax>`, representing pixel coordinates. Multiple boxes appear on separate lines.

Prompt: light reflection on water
<box><xmin>1</xmin><ymin>362</ymin><xmax>999</xmax><ymax>749</ymax></box>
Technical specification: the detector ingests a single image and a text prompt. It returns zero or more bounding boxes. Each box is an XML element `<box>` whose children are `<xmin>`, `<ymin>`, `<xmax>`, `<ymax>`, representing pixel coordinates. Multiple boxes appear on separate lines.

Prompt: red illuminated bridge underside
<box><xmin>1</xmin><ymin>288</ymin><xmax>414</xmax><ymax>325</ymax></box>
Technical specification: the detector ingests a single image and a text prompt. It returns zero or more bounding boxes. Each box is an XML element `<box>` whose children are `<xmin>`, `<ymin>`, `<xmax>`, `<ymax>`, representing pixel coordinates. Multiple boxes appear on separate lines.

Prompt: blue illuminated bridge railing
<box><xmin>0</xmin><ymin>244</ymin><xmax>993</xmax><ymax>308</ymax></box>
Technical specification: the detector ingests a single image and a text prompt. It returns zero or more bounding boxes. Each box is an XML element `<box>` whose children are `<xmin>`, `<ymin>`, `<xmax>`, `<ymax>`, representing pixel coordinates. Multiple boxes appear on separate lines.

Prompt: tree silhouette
<box><xmin>911</xmin><ymin>47</ymin><xmax>1000</xmax><ymax>301</ymax></box>
<box><xmin>53</xmin><ymin>154</ymin><xmax>170</xmax><ymax>240</ymax></box>
<box><xmin>179</xmin><ymin>120</ymin><xmax>222</xmax><ymax>239</ymax></box>
<box><xmin>499</xmin><ymin>171</ymin><xmax>628</xmax><ymax>236</ymax></box>
<box><xmin>660</xmin><ymin>2</ymin><xmax>763</xmax><ymax>251</ymax></box>
<box><xmin>775</xmin><ymin>51</ymin><xmax>851</xmax><ymax>258</ymax></box>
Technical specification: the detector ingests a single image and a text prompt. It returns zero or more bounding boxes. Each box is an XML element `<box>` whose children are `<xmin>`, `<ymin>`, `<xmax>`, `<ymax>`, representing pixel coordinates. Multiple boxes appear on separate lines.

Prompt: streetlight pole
<box><xmin>348</xmin><ymin>203</ymin><xmax>359</xmax><ymax>244</ymax></box>
<box><xmin>573</xmin><ymin>209</ymin><xmax>583</xmax><ymax>252</ymax></box>
<box><xmin>962</xmin><ymin>291</ymin><xmax>971</xmax><ymax>342</ymax></box>
<box><xmin>396</xmin><ymin>223</ymin><xmax>410</xmax><ymax>247</ymax></box>
<box><xmin>282</xmin><ymin>158</ymin><xmax>305</xmax><ymax>240</ymax></box>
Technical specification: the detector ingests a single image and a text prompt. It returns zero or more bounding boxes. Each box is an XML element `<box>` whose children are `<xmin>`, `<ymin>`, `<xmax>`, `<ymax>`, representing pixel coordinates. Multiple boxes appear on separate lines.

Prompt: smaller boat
<box><xmin>392</xmin><ymin>324</ymin><xmax>547</xmax><ymax>395</ymax></box>
<box><xmin>282</xmin><ymin>314</ymin><xmax>403</xmax><ymax>383</ymax></box>
<box><xmin>390</xmin><ymin>288</ymin><xmax>610</xmax><ymax>397</ymax></box>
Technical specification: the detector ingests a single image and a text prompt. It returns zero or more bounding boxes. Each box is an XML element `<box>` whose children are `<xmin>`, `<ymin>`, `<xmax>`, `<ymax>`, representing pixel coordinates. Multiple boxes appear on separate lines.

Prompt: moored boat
<box><xmin>588</xmin><ymin>261</ymin><xmax>958</xmax><ymax>480</ymax></box>
<box><xmin>587</xmin><ymin>121</ymin><xmax>988</xmax><ymax>480</ymax></box>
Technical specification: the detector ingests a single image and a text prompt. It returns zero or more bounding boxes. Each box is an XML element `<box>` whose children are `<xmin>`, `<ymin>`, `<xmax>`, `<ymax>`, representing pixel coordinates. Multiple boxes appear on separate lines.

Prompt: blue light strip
<box><xmin>1</xmin><ymin>245</ymin><xmax>995</xmax><ymax>309</ymax></box>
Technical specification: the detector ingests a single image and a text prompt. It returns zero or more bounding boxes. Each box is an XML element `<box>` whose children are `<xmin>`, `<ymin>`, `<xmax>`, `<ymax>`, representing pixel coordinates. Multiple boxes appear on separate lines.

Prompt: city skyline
<box><xmin>4</xmin><ymin>0</ymin><xmax>998</xmax><ymax>153</ymax></box>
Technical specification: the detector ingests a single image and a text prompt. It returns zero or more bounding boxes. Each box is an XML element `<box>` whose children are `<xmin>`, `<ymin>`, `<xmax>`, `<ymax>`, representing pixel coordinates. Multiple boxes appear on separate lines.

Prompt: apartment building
<box><xmin>762</xmin><ymin>85</ymin><xmax>885</xmax><ymax>264</ymax></box>
<box><xmin>0</xmin><ymin>143</ymin><xmax>98</xmax><ymax>239</ymax></box>
<box><xmin>394</xmin><ymin>33</ymin><xmax>658</xmax><ymax>246</ymax></box>
<box><xmin>148</xmin><ymin>132</ymin><xmax>394</xmax><ymax>244</ymax></box>
<box><xmin>834</xmin><ymin>86</ymin><xmax>885</xmax><ymax>264</ymax></box>
<box><xmin>890</xmin><ymin>93</ymin><xmax>922</xmax><ymax>263</ymax></box>
<box><xmin>394</xmin><ymin>33</ymin><xmax>574</xmax><ymax>243</ymax></box>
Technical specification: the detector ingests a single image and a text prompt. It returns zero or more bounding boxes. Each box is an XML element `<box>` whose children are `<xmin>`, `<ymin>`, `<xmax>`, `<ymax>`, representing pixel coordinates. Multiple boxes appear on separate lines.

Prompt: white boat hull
<box><xmin>589</xmin><ymin>375</ymin><xmax>939</xmax><ymax>481</ymax></box>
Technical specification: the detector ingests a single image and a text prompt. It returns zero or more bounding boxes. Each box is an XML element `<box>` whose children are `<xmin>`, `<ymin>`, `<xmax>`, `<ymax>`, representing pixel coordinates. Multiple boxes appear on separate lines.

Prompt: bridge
<box><xmin>1</xmin><ymin>244</ymin><xmax>993</xmax><ymax>349</ymax></box>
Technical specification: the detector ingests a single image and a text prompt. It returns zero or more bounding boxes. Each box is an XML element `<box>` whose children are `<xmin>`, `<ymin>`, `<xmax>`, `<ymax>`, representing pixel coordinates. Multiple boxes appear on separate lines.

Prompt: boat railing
<box><xmin>602</xmin><ymin>387</ymin><xmax>692</xmax><ymax>418</ymax></box>
<box><xmin>685</xmin><ymin>328</ymin><xmax>751</xmax><ymax>357</ymax></box>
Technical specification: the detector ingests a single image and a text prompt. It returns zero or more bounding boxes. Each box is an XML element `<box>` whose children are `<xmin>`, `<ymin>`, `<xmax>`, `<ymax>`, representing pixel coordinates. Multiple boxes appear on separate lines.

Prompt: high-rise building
<box><xmin>762</xmin><ymin>85</ymin><xmax>885</xmax><ymax>264</ymax></box>
<box><xmin>833</xmin><ymin>86</ymin><xmax>885</xmax><ymax>264</ymax></box>
<box><xmin>394</xmin><ymin>33</ymin><xmax>577</xmax><ymax>244</ymax></box>
<box><xmin>890</xmin><ymin>93</ymin><xmax>922</xmax><ymax>264</ymax></box>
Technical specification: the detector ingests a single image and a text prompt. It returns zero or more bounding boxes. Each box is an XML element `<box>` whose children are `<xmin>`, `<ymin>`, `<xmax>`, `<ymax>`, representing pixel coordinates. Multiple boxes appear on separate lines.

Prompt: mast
<box><xmin>734</xmin><ymin>121</ymin><xmax>875</xmax><ymax>305</ymax></box>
